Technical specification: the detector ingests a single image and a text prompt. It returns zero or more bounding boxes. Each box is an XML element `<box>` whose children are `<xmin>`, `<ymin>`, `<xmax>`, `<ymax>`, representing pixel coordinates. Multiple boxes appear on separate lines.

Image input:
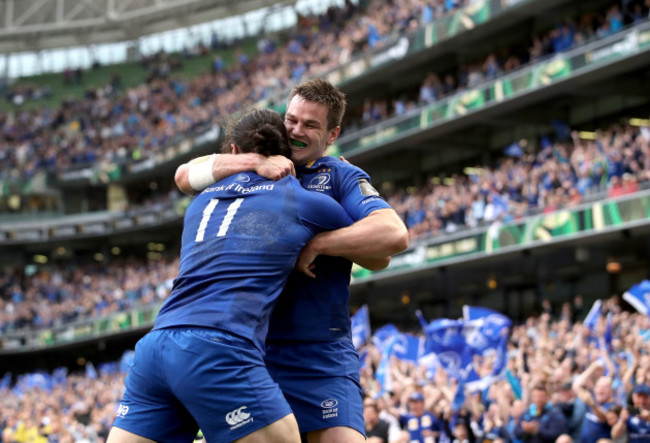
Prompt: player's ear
<box><xmin>327</xmin><ymin>126</ymin><xmax>341</xmax><ymax>146</ymax></box>
<box><xmin>231</xmin><ymin>143</ymin><xmax>239</xmax><ymax>155</ymax></box>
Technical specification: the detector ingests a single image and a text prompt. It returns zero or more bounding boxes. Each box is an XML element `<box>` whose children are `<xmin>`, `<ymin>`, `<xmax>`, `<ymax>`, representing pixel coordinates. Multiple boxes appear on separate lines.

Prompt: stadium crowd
<box><xmin>351</xmin><ymin>2</ymin><xmax>649</xmax><ymax>129</ymax></box>
<box><xmin>388</xmin><ymin>124</ymin><xmax>650</xmax><ymax>241</ymax></box>
<box><xmin>1</xmin><ymin>0</ymin><xmax>647</xmax><ymax>183</ymax></box>
<box><xmin>2</xmin><ymin>295</ymin><xmax>650</xmax><ymax>442</ymax></box>
<box><xmin>0</xmin><ymin>256</ymin><xmax>177</xmax><ymax>335</ymax></box>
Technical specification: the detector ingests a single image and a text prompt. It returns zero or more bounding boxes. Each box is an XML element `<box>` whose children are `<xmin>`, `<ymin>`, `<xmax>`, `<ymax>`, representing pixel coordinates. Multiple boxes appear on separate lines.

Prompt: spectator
<box><xmin>399</xmin><ymin>392</ymin><xmax>441</xmax><ymax>442</ymax></box>
<box><xmin>611</xmin><ymin>383</ymin><xmax>650</xmax><ymax>442</ymax></box>
<box><xmin>573</xmin><ymin>365</ymin><xmax>616</xmax><ymax>443</ymax></box>
<box><xmin>364</xmin><ymin>397</ymin><xmax>391</xmax><ymax>442</ymax></box>
<box><xmin>515</xmin><ymin>384</ymin><xmax>568</xmax><ymax>442</ymax></box>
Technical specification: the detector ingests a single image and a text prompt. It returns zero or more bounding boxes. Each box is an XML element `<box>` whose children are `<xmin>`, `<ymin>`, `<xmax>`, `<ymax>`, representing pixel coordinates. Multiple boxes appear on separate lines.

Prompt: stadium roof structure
<box><xmin>0</xmin><ymin>0</ymin><xmax>294</xmax><ymax>54</ymax></box>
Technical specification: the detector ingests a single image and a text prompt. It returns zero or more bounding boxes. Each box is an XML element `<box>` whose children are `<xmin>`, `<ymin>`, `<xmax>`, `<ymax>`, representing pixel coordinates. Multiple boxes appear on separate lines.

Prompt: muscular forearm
<box><xmin>175</xmin><ymin>153</ymin><xmax>294</xmax><ymax>195</ymax></box>
<box><xmin>348</xmin><ymin>256</ymin><xmax>391</xmax><ymax>271</ymax></box>
<box><xmin>295</xmin><ymin>208</ymin><xmax>408</xmax><ymax>277</ymax></box>
<box><xmin>311</xmin><ymin>209</ymin><xmax>408</xmax><ymax>258</ymax></box>
<box><xmin>175</xmin><ymin>153</ymin><xmax>265</xmax><ymax>195</ymax></box>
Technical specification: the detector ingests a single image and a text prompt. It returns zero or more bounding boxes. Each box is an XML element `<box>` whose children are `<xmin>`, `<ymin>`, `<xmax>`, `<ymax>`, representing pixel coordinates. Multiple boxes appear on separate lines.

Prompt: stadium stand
<box><xmin>2</xmin><ymin>0</ymin><xmax>650</xmax><ymax>441</ymax></box>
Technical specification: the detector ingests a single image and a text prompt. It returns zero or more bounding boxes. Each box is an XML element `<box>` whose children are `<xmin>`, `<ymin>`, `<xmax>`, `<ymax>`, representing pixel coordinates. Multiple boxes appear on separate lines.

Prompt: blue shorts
<box><xmin>265</xmin><ymin>339</ymin><xmax>364</xmax><ymax>437</ymax></box>
<box><xmin>114</xmin><ymin>328</ymin><xmax>293</xmax><ymax>443</ymax></box>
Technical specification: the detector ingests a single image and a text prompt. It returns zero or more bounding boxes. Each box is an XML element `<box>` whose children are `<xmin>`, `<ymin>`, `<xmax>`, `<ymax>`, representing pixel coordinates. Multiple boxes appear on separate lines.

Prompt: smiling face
<box><xmin>284</xmin><ymin>95</ymin><xmax>340</xmax><ymax>167</ymax></box>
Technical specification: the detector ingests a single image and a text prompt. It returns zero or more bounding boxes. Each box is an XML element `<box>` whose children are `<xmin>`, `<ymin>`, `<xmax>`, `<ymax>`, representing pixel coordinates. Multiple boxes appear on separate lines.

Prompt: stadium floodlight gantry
<box><xmin>0</xmin><ymin>0</ymin><xmax>293</xmax><ymax>54</ymax></box>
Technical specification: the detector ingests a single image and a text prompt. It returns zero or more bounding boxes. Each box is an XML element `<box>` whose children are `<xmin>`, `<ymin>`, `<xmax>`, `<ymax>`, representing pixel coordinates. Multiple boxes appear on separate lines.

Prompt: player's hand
<box><xmin>255</xmin><ymin>155</ymin><xmax>295</xmax><ymax>180</ymax></box>
<box><xmin>295</xmin><ymin>238</ymin><xmax>321</xmax><ymax>278</ymax></box>
<box><xmin>339</xmin><ymin>155</ymin><xmax>350</xmax><ymax>164</ymax></box>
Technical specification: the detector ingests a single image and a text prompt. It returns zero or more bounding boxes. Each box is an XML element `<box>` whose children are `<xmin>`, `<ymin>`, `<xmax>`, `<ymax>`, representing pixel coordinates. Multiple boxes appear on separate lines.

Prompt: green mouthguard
<box><xmin>291</xmin><ymin>140</ymin><xmax>307</xmax><ymax>148</ymax></box>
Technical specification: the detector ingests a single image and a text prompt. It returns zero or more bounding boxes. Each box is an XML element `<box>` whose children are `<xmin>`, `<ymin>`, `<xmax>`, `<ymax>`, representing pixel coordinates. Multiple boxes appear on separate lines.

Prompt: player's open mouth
<box><xmin>290</xmin><ymin>139</ymin><xmax>308</xmax><ymax>149</ymax></box>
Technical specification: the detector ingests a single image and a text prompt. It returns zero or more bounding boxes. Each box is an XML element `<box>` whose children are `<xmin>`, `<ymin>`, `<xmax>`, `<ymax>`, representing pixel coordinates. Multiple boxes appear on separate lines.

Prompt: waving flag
<box><xmin>583</xmin><ymin>299</ymin><xmax>602</xmax><ymax>329</ymax></box>
<box><xmin>623</xmin><ymin>280</ymin><xmax>650</xmax><ymax>316</ymax></box>
<box><xmin>415</xmin><ymin>309</ymin><xmax>429</xmax><ymax>330</ymax></box>
<box><xmin>422</xmin><ymin>319</ymin><xmax>473</xmax><ymax>380</ymax></box>
<box><xmin>372</xmin><ymin>324</ymin><xmax>399</xmax><ymax>350</ymax></box>
<box><xmin>422</xmin><ymin>309</ymin><xmax>512</xmax><ymax>410</ymax></box>
<box><xmin>392</xmin><ymin>333</ymin><xmax>422</xmax><ymax>363</ymax></box>
<box><xmin>351</xmin><ymin>305</ymin><xmax>371</xmax><ymax>349</ymax></box>
<box><xmin>374</xmin><ymin>335</ymin><xmax>397</xmax><ymax>395</ymax></box>
<box><xmin>0</xmin><ymin>373</ymin><xmax>11</xmax><ymax>391</ymax></box>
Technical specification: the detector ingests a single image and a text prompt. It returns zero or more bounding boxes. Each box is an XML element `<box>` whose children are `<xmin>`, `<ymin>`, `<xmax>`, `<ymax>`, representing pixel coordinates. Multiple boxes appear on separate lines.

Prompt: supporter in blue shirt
<box><xmin>573</xmin><ymin>366</ymin><xmax>616</xmax><ymax>443</ymax></box>
<box><xmin>611</xmin><ymin>384</ymin><xmax>650</xmax><ymax>442</ymax></box>
<box><xmin>399</xmin><ymin>392</ymin><xmax>441</xmax><ymax>443</ymax></box>
<box><xmin>514</xmin><ymin>384</ymin><xmax>567</xmax><ymax>443</ymax></box>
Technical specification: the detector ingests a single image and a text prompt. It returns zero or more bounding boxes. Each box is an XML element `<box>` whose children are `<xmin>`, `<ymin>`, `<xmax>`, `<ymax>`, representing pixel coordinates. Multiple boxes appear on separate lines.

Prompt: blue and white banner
<box><xmin>351</xmin><ymin>304</ymin><xmax>371</xmax><ymax>349</ymax></box>
<box><xmin>584</xmin><ymin>299</ymin><xmax>602</xmax><ymax>330</ymax></box>
<box><xmin>392</xmin><ymin>333</ymin><xmax>422</xmax><ymax>363</ymax></box>
<box><xmin>422</xmin><ymin>319</ymin><xmax>474</xmax><ymax>380</ymax></box>
<box><xmin>421</xmin><ymin>309</ymin><xmax>512</xmax><ymax>410</ymax></box>
<box><xmin>623</xmin><ymin>280</ymin><xmax>650</xmax><ymax>316</ymax></box>
<box><xmin>372</xmin><ymin>324</ymin><xmax>399</xmax><ymax>351</ymax></box>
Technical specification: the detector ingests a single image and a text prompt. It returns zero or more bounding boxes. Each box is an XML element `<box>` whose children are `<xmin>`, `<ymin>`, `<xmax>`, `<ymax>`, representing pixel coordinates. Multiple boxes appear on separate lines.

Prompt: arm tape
<box><xmin>188</xmin><ymin>154</ymin><xmax>218</xmax><ymax>191</ymax></box>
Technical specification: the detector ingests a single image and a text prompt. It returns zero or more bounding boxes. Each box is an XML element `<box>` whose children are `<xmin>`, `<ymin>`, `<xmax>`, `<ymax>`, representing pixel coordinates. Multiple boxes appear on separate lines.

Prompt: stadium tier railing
<box><xmin>334</xmin><ymin>18</ymin><xmax>650</xmax><ymax>158</ymax></box>
<box><xmin>3</xmin><ymin>188</ymin><xmax>650</xmax><ymax>351</ymax></box>
<box><xmin>0</xmin><ymin>196</ymin><xmax>191</xmax><ymax>244</ymax></box>
<box><xmin>351</xmin><ymin>187</ymin><xmax>650</xmax><ymax>281</ymax></box>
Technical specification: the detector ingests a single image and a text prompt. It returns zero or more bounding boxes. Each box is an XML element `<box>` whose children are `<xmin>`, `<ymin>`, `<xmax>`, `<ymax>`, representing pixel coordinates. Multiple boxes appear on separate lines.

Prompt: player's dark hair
<box><xmin>221</xmin><ymin>108</ymin><xmax>291</xmax><ymax>158</ymax></box>
<box><xmin>287</xmin><ymin>79</ymin><xmax>347</xmax><ymax>130</ymax></box>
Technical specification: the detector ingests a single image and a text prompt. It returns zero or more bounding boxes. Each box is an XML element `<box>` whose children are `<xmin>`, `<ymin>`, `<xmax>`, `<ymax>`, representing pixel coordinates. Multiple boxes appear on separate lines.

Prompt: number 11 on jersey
<box><xmin>195</xmin><ymin>198</ymin><xmax>244</xmax><ymax>242</ymax></box>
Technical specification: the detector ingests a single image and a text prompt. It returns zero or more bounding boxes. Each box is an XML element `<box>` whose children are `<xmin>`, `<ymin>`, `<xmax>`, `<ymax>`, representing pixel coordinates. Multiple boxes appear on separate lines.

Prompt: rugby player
<box><xmin>175</xmin><ymin>79</ymin><xmax>409</xmax><ymax>442</ymax></box>
<box><xmin>107</xmin><ymin>108</ymin><xmax>354</xmax><ymax>443</ymax></box>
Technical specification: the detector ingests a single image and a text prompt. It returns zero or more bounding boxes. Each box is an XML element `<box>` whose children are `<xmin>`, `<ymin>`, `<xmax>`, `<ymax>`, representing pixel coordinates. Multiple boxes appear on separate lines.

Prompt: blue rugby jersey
<box><xmin>154</xmin><ymin>172</ymin><xmax>353</xmax><ymax>351</ymax></box>
<box><xmin>579</xmin><ymin>401</ymin><xmax>614</xmax><ymax>443</ymax></box>
<box><xmin>266</xmin><ymin>156</ymin><xmax>391</xmax><ymax>343</ymax></box>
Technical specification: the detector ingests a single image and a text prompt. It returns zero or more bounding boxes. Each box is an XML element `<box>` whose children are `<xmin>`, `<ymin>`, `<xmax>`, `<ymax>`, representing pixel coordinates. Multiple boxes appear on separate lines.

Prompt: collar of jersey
<box><xmin>301</xmin><ymin>156</ymin><xmax>330</xmax><ymax>171</ymax></box>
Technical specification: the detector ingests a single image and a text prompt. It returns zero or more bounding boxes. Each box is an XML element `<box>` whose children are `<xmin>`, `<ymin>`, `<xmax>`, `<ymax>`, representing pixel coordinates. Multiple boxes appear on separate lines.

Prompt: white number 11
<box><xmin>195</xmin><ymin>198</ymin><xmax>244</xmax><ymax>242</ymax></box>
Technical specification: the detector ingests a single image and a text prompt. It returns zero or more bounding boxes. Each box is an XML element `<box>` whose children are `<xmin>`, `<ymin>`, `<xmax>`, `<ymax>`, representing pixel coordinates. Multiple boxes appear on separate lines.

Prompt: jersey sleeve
<box><xmin>295</xmin><ymin>184</ymin><xmax>354</xmax><ymax>235</ymax></box>
<box><xmin>334</xmin><ymin>161</ymin><xmax>392</xmax><ymax>221</ymax></box>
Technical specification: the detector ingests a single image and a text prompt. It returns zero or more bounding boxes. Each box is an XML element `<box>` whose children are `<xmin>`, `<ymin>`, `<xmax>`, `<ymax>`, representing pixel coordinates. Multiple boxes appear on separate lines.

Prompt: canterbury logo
<box><xmin>225</xmin><ymin>406</ymin><xmax>251</xmax><ymax>425</ymax></box>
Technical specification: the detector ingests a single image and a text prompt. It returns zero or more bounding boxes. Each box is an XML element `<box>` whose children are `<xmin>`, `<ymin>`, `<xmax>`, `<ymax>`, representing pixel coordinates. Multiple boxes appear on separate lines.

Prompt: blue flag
<box><xmin>0</xmin><ymin>373</ymin><xmax>11</xmax><ymax>390</ymax></box>
<box><xmin>351</xmin><ymin>305</ymin><xmax>371</xmax><ymax>349</ymax></box>
<box><xmin>99</xmin><ymin>362</ymin><xmax>117</xmax><ymax>376</ymax></box>
<box><xmin>505</xmin><ymin>142</ymin><xmax>524</xmax><ymax>158</ymax></box>
<box><xmin>120</xmin><ymin>350</ymin><xmax>135</xmax><ymax>374</ymax></box>
<box><xmin>372</xmin><ymin>324</ymin><xmax>399</xmax><ymax>351</ymax></box>
<box><xmin>392</xmin><ymin>333</ymin><xmax>422</xmax><ymax>363</ymax></box>
<box><xmin>584</xmin><ymin>299</ymin><xmax>602</xmax><ymax>330</ymax></box>
<box><xmin>52</xmin><ymin>367</ymin><xmax>68</xmax><ymax>387</ymax></box>
<box><xmin>623</xmin><ymin>280</ymin><xmax>650</xmax><ymax>316</ymax></box>
<box><xmin>415</xmin><ymin>309</ymin><xmax>428</xmax><ymax>330</ymax></box>
<box><xmin>359</xmin><ymin>348</ymin><xmax>369</xmax><ymax>371</ymax></box>
<box><xmin>374</xmin><ymin>336</ymin><xmax>397</xmax><ymax>395</ymax></box>
<box><xmin>423</xmin><ymin>310</ymin><xmax>512</xmax><ymax>411</ymax></box>
<box><xmin>422</xmin><ymin>319</ymin><xmax>473</xmax><ymax>380</ymax></box>
<box><xmin>601</xmin><ymin>312</ymin><xmax>613</xmax><ymax>353</ymax></box>
<box><xmin>85</xmin><ymin>362</ymin><xmax>98</xmax><ymax>379</ymax></box>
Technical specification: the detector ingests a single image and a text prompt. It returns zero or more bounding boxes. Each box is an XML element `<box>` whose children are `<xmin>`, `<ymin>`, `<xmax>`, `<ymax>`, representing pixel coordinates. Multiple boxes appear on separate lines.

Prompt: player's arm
<box><xmin>296</xmin><ymin>208</ymin><xmax>408</xmax><ymax>278</ymax></box>
<box><xmin>347</xmin><ymin>256</ymin><xmax>391</xmax><ymax>271</ymax></box>
<box><xmin>174</xmin><ymin>153</ymin><xmax>295</xmax><ymax>195</ymax></box>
